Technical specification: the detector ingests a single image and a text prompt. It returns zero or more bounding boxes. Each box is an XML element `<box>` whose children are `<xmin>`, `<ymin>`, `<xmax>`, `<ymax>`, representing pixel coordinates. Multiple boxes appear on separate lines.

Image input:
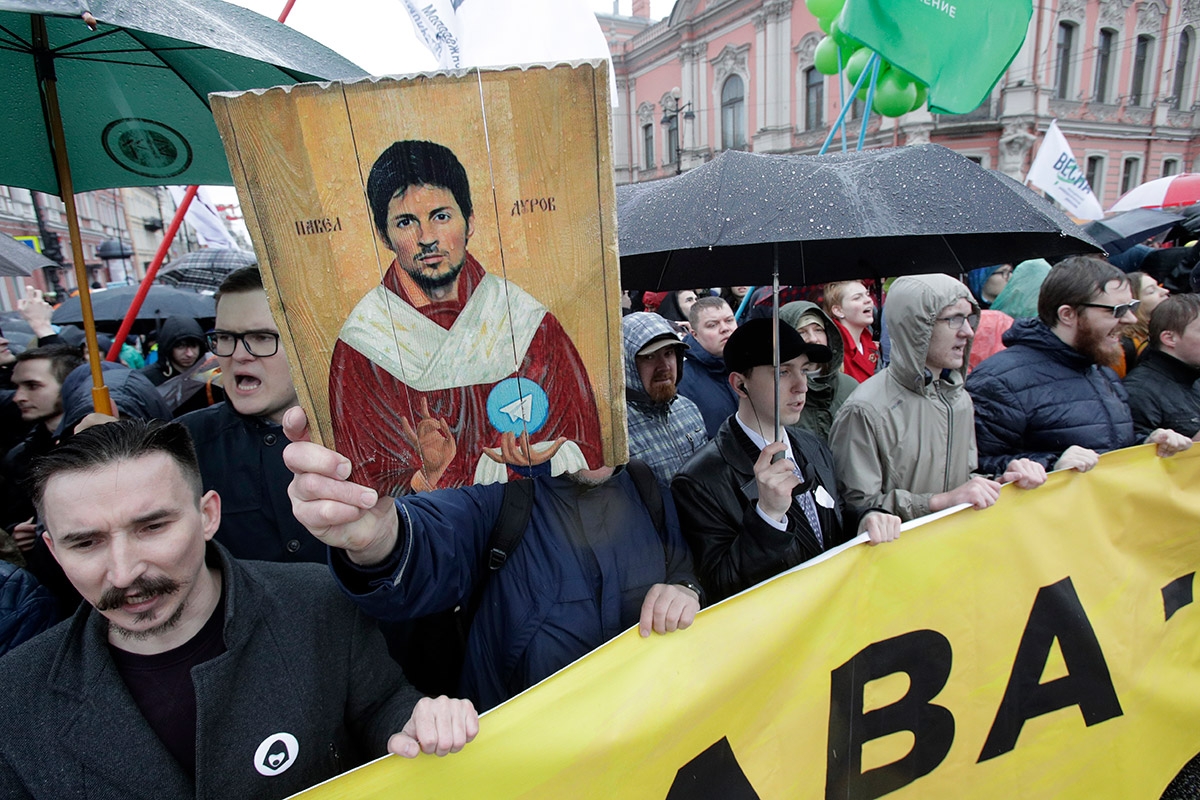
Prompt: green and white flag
<box><xmin>1025</xmin><ymin>121</ymin><xmax>1104</xmax><ymax>220</ymax></box>
<box><xmin>837</xmin><ymin>0</ymin><xmax>1032</xmax><ymax>115</ymax></box>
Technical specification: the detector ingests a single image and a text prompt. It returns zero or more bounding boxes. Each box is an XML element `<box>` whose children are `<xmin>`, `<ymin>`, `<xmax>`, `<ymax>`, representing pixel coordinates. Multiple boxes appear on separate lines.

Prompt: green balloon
<box><xmin>813</xmin><ymin>36</ymin><xmax>843</xmax><ymax>76</ymax></box>
<box><xmin>873</xmin><ymin>69</ymin><xmax>919</xmax><ymax>117</ymax></box>
<box><xmin>805</xmin><ymin>0</ymin><xmax>845</xmax><ymax>20</ymax></box>
<box><xmin>844</xmin><ymin>47</ymin><xmax>874</xmax><ymax>86</ymax></box>
<box><xmin>911</xmin><ymin>83</ymin><xmax>929</xmax><ymax>112</ymax></box>
<box><xmin>830</xmin><ymin>18</ymin><xmax>860</xmax><ymax>49</ymax></box>
<box><xmin>817</xmin><ymin>14</ymin><xmax>832</xmax><ymax>34</ymax></box>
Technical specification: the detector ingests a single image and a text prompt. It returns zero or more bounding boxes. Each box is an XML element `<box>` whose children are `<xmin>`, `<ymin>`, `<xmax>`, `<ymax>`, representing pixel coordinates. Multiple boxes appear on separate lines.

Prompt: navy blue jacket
<box><xmin>966</xmin><ymin>318</ymin><xmax>1136</xmax><ymax>474</ymax></box>
<box><xmin>331</xmin><ymin>469</ymin><xmax>698</xmax><ymax>711</ymax></box>
<box><xmin>0</xmin><ymin>563</ymin><xmax>57</xmax><ymax>658</ymax></box>
<box><xmin>677</xmin><ymin>335</ymin><xmax>738</xmax><ymax>439</ymax></box>
<box><xmin>179</xmin><ymin>403</ymin><xmax>326</xmax><ymax>564</ymax></box>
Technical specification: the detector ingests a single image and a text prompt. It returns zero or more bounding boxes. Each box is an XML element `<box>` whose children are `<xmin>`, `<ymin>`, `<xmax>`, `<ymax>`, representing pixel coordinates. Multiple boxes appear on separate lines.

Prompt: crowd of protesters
<box><xmin>0</xmin><ymin>236</ymin><xmax>1197</xmax><ymax>798</ymax></box>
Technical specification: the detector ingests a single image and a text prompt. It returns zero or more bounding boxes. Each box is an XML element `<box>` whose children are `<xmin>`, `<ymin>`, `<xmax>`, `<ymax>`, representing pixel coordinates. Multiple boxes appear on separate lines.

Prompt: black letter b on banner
<box><xmin>825</xmin><ymin>629</ymin><xmax>955</xmax><ymax>800</ymax></box>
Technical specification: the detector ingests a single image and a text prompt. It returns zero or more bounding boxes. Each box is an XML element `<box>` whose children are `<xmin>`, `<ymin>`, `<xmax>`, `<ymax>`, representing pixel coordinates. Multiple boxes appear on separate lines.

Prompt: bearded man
<box><xmin>328</xmin><ymin>140</ymin><xmax>602</xmax><ymax>497</ymax></box>
<box><xmin>966</xmin><ymin>256</ymin><xmax>1189</xmax><ymax>474</ymax></box>
<box><xmin>621</xmin><ymin>313</ymin><xmax>705</xmax><ymax>486</ymax></box>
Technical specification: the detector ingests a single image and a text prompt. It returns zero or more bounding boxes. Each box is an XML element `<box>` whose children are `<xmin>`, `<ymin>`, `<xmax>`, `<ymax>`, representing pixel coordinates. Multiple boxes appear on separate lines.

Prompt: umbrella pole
<box><xmin>33</xmin><ymin>16</ymin><xmax>112</xmax><ymax>415</ymax></box>
<box><xmin>772</xmin><ymin>244</ymin><xmax>781</xmax><ymax>445</ymax></box>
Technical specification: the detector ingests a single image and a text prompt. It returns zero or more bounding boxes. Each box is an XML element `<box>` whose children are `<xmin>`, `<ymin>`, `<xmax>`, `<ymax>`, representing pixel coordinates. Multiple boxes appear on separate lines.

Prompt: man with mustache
<box><xmin>967</xmin><ymin>256</ymin><xmax>1190</xmax><ymax>475</ymax></box>
<box><xmin>328</xmin><ymin>140</ymin><xmax>603</xmax><ymax>497</ymax></box>
<box><xmin>0</xmin><ymin>419</ymin><xmax>477</xmax><ymax>799</ymax></box>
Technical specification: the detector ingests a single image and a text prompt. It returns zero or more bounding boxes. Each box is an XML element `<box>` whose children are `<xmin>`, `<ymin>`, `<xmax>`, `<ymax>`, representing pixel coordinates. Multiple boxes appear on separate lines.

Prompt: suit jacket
<box><xmin>671</xmin><ymin>418</ymin><xmax>871</xmax><ymax>603</ymax></box>
<box><xmin>0</xmin><ymin>543</ymin><xmax>420</xmax><ymax>800</ymax></box>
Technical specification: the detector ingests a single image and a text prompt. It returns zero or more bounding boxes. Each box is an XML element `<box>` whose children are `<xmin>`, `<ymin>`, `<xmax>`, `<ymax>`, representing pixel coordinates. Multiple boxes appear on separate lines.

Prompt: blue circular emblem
<box><xmin>486</xmin><ymin>377</ymin><xmax>549</xmax><ymax>436</ymax></box>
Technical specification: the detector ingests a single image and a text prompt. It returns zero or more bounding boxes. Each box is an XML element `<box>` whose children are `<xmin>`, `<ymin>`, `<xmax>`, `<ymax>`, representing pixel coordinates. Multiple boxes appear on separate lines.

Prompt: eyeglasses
<box><xmin>206</xmin><ymin>330</ymin><xmax>280</xmax><ymax>358</ymax></box>
<box><xmin>1080</xmin><ymin>301</ymin><xmax>1140</xmax><ymax>318</ymax></box>
<box><xmin>935</xmin><ymin>313</ymin><xmax>980</xmax><ymax>330</ymax></box>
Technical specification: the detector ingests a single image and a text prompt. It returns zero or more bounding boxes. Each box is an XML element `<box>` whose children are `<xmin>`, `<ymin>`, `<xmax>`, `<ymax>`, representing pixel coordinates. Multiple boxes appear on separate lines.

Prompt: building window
<box><xmin>1163</xmin><ymin>158</ymin><xmax>1180</xmax><ymax>177</ymax></box>
<box><xmin>1174</xmin><ymin>28</ymin><xmax>1192</xmax><ymax>110</ymax></box>
<box><xmin>1056</xmin><ymin>22</ymin><xmax>1075</xmax><ymax>99</ymax></box>
<box><xmin>1095</xmin><ymin>28</ymin><xmax>1115</xmax><ymax>103</ymax></box>
<box><xmin>1086</xmin><ymin>155</ymin><xmax>1105</xmax><ymax>198</ymax></box>
<box><xmin>642</xmin><ymin>123</ymin><xmax>654</xmax><ymax>170</ymax></box>
<box><xmin>721</xmin><ymin>75</ymin><xmax>746</xmax><ymax>150</ymax></box>
<box><xmin>1121</xmin><ymin>157</ymin><xmax>1141</xmax><ymax>195</ymax></box>
<box><xmin>804</xmin><ymin>68</ymin><xmax>824</xmax><ymax>130</ymax></box>
<box><xmin>1131</xmin><ymin>35</ymin><xmax>1153</xmax><ymax>105</ymax></box>
<box><xmin>666</xmin><ymin>114</ymin><xmax>679</xmax><ymax>166</ymax></box>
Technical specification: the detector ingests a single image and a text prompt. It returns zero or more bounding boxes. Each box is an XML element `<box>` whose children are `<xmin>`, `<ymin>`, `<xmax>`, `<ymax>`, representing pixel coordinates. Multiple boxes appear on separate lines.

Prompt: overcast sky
<box><xmin>208</xmin><ymin>0</ymin><xmax>674</xmax><ymax>226</ymax></box>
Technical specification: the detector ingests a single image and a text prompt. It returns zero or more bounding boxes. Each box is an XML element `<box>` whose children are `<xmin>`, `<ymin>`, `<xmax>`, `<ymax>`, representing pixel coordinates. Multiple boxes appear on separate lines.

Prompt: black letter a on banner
<box><xmin>825</xmin><ymin>629</ymin><xmax>955</xmax><ymax>800</ymax></box>
<box><xmin>978</xmin><ymin>576</ymin><xmax>1123</xmax><ymax>762</ymax></box>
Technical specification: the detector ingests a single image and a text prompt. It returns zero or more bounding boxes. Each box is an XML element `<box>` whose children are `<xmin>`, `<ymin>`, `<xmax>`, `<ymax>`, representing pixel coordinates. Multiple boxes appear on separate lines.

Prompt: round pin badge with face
<box><xmin>254</xmin><ymin>732</ymin><xmax>299</xmax><ymax>777</ymax></box>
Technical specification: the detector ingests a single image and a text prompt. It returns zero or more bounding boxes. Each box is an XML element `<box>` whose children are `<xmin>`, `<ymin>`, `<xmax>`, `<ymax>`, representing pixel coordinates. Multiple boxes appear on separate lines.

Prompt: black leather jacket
<box><xmin>671</xmin><ymin>418</ymin><xmax>872</xmax><ymax>603</ymax></box>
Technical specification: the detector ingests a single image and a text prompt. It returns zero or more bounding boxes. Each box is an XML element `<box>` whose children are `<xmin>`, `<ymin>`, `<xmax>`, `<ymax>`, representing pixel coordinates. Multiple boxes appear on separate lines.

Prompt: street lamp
<box><xmin>661</xmin><ymin>98</ymin><xmax>695</xmax><ymax>174</ymax></box>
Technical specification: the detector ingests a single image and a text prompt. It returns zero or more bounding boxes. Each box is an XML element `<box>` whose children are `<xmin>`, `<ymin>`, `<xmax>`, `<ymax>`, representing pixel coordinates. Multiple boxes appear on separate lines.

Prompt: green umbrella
<box><xmin>0</xmin><ymin>0</ymin><xmax>367</xmax><ymax>412</ymax></box>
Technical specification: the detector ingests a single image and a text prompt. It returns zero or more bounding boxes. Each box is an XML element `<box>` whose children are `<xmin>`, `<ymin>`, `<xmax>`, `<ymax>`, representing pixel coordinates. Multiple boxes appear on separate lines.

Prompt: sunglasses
<box><xmin>1080</xmin><ymin>300</ymin><xmax>1140</xmax><ymax>318</ymax></box>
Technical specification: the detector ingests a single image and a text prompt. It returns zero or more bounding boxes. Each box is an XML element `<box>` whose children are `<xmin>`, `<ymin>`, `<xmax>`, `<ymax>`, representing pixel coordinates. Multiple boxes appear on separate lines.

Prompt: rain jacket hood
<box><xmin>157</xmin><ymin>316</ymin><xmax>208</xmax><ymax>375</ymax></box>
<box><xmin>884</xmin><ymin>274</ymin><xmax>977</xmax><ymax>397</ymax></box>
<box><xmin>779</xmin><ymin>300</ymin><xmax>857</xmax><ymax>441</ymax></box>
<box><xmin>780</xmin><ymin>301</ymin><xmax>844</xmax><ymax>381</ymax></box>
<box><xmin>622</xmin><ymin>312</ymin><xmax>685</xmax><ymax>406</ymax></box>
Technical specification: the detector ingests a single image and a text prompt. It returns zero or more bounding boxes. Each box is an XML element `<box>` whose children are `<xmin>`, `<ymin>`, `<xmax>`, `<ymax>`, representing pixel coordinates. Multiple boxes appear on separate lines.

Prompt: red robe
<box><xmin>329</xmin><ymin>255</ymin><xmax>603</xmax><ymax>496</ymax></box>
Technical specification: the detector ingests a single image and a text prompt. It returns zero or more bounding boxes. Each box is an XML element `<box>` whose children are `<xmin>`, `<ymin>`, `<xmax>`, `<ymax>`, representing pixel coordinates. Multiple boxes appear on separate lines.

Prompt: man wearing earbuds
<box><xmin>671</xmin><ymin>319</ymin><xmax>901</xmax><ymax>603</ymax></box>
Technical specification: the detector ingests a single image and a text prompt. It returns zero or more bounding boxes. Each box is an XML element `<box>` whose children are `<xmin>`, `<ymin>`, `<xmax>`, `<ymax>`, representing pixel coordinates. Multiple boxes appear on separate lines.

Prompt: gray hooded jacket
<box><xmin>828</xmin><ymin>274</ymin><xmax>979</xmax><ymax>520</ymax></box>
<box><xmin>622</xmin><ymin>313</ymin><xmax>706</xmax><ymax>486</ymax></box>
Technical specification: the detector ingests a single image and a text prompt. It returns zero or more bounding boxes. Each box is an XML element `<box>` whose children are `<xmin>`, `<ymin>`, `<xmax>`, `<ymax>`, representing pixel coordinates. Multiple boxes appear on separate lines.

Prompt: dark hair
<box><xmin>28</xmin><ymin>419</ymin><xmax>202</xmax><ymax>515</ymax></box>
<box><xmin>688</xmin><ymin>295</ymin><xmax>732</xmax><ymax>328</ymax></box>
<box><xmin>1149</xmin><ymin>293</ymin><xmax>1200</xmax><ymax>351</ymax></box>
<box><xmin>1037</xmin><ymin>256</ymin><xmax>1129</xmax><ymax>328</ymax></box>
<box><xmin>366</xmin><ymin>140</ymin><xmax>473</xmax><ymax>242</ymax></box>
<box><xmin>14</xmin><ymin>344</ymin><xmax>84</xmax><ymax>386</ymax></box>
<box><xmin>214</xmin><ymin>266</ymin><xmax>263</xmax><ymax>312</ymax></box>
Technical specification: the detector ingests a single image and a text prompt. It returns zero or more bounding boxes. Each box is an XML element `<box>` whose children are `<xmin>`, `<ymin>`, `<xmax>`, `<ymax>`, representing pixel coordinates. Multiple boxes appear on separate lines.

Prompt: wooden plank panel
<box><xmin>212</xmin><ymin>63</ymin><xmax>625</xmax><ymax>494</ymax></box>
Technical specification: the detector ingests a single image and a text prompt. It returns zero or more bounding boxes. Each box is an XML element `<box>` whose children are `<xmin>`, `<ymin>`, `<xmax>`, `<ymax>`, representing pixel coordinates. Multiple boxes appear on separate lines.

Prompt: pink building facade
<box><xmin>601</xmin><ymin>0</ymin><xmax>1200</xmax><ymax>212</ymax></box>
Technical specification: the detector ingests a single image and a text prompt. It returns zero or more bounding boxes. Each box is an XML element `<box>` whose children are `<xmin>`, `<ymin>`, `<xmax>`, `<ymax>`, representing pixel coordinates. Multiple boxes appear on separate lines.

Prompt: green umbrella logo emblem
<box><xmin>101</xmin><ymin>119</ymin><xmax>193</xmax><ymax>178</ymax></box>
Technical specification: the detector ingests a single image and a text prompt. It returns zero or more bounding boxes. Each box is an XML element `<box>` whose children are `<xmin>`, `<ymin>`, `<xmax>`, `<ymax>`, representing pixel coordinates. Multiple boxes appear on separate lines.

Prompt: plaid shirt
<box><xmin>626</xmin><ymin>394</ymin><xmax>707</xmax><ymax>486</ymax></box>
<box><xmin>623</xmin><ymin>312</ymin><xmax>707</xmax><ymax>486</ymax></box>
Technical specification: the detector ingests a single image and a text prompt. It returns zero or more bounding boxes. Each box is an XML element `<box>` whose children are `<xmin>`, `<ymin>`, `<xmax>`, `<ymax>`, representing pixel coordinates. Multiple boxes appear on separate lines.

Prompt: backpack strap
<box><xmin>487</xmin><ymin>478</ymin><xmax>535</xmax><ymax>570</ymax></box>
<box><xmin>462</xmin><ymin>478</ymin><xmax>536</xmax><ymax>625</ymax></box>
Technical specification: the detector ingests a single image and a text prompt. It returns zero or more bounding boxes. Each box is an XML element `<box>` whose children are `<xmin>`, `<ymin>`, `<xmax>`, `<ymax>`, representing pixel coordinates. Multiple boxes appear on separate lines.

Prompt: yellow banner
<box><xmin>295</xmin><ymin>445</ymin><xmax>1200</xmax><ymax>799</ymax></box>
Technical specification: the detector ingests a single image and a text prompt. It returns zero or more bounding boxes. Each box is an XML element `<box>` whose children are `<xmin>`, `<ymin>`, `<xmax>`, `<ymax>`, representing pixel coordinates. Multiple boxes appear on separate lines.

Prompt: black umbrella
<box><xmin>53</xmin><ymin>285</ymin><xmax>214</xmax><ymax>331</ymax></box>
<box><xmin>1083</xmin><ymin>209</ymin><xmax>1184</xmax><ymax>255</ymax></box>
<box><xmin>0</xmin><ymin>231</ymin><xmax>56</xmax><ymax>277</ymax></box>
<box><xmin>156</xmin><ymin>248</ymin><xmax>256</xmax><ymax>293</ymax></box>
<box><xmin>618</xmin><ymin>144</ymin><xmax>1103</xmax><ymax>291</ymax></box>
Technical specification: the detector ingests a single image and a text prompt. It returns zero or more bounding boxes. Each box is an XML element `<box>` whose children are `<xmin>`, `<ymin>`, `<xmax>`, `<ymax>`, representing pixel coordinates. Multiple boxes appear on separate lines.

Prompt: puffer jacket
<box><xmin>0</xmin><ymin>562</ymin><xmax>57</xmax><ymax>658</ymax></box>
<box><xmin>1123</xmin><ymin>349</ymin><xmax>1200</xmax><ymax>438</ymax></box>
<box><xmin>829</xmin><ymin>275</ymin><xmax>979</xmax><ymax>521</ymax></box>
<box><xmin>779</xmin><ymin>301</ymin><xmax>859</xmax><ymax>441</ymax></box>
<box><xmin>621</xmin><ymin>313</ymin><xmax>706</xmax><ymax>486</ymax></box>
<box><xmin>966</xmin><ymin>317</ymin><xmax>1135</xmax><ymax>474</ymax></box>
<box><xmin>677</xmin><ymin>334</ymin><xmax>738</xmax><ymax>438</ymax></box>
<box><xmin>55</xmin><ymin>361</ymin><xmax>172</xmax><ymax>439</ymax></box>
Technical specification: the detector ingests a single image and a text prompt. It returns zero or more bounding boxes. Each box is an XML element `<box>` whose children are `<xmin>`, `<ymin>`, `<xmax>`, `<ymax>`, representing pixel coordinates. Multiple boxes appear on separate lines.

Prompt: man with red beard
<box><xmin>328</xmin><ymin>140</ymin><xmax>602</xmax><ymax>497</ymax></box>
<box><xmin>622</xmin><ymin>313</ymin><xmax>705</xmax><ymax>486</ymax></box>
<box><xmin>967</xmin><ymin>256</ymin><xmax>1190</xmax><ymax>476</ymax></box>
